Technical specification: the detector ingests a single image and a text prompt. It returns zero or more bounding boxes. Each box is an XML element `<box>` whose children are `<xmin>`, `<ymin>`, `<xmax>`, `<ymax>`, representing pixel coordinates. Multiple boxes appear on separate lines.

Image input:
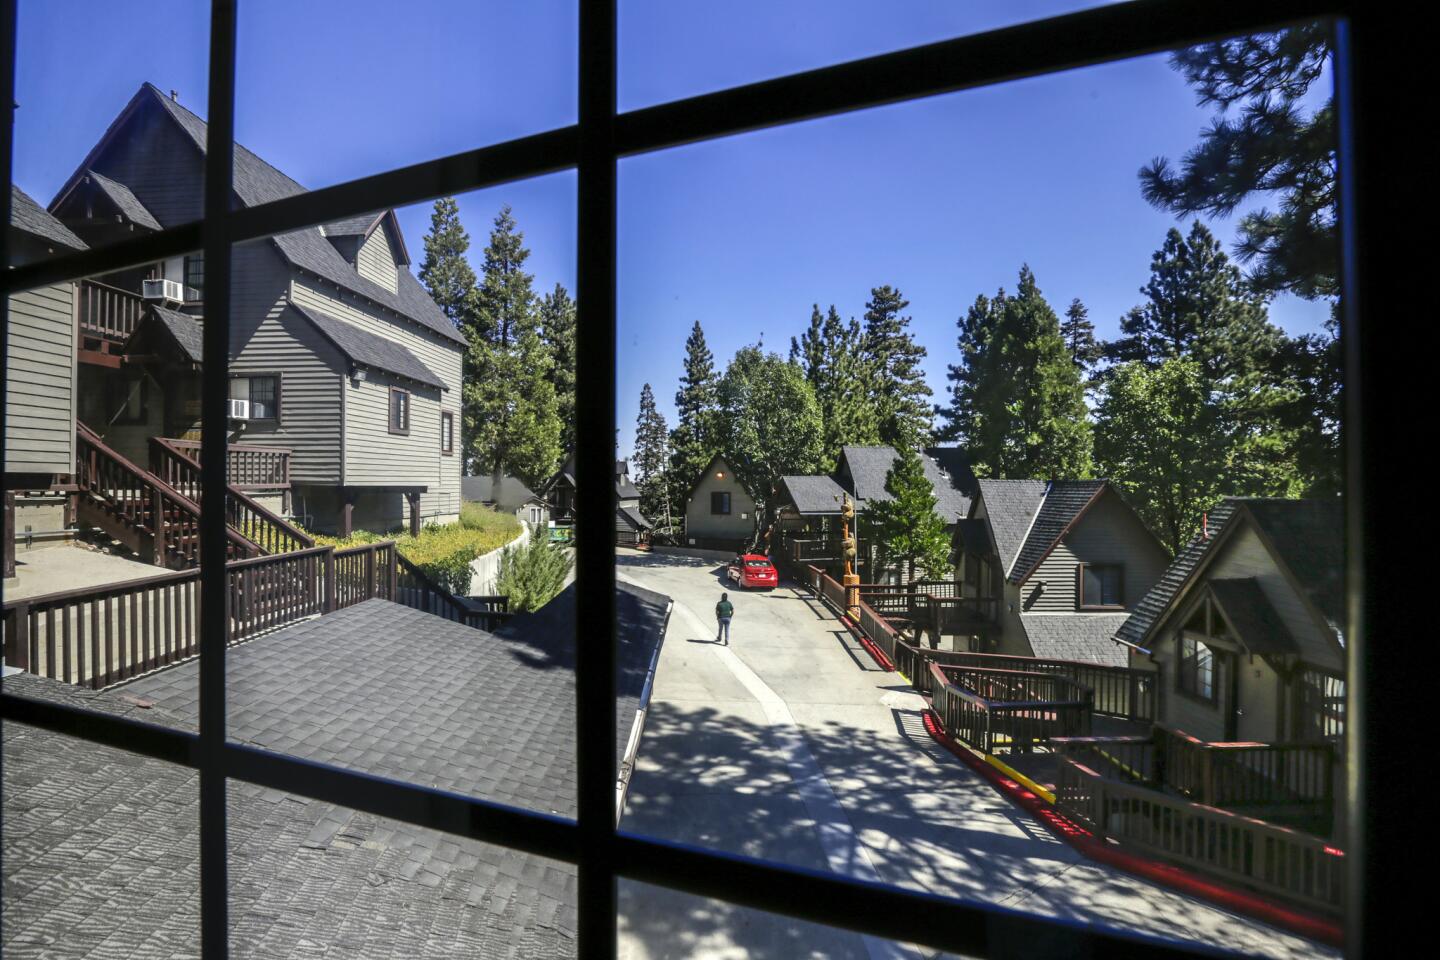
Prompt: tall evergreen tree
<box><xmin>539</xmin><ymin>283</ymin><xmax>578</xmax><ymax>450</ymax></box>
<box><xmin>471</xmin><ymin>204</ymin><xmax>534</xmax><ymax>347</ymax></box>
<box><xmin>793</xmin><ymin>303</ymin><xmax>879</xmax><ymax>466</ymax></box>
<box><xmin>1061</xmin><ymin>298</ymin><xmax>1103</xmax><ymax>376</ymax></box>
<box><xmin>633</xmin><ymin>383</ymin><xmax>672</xmax><ymax>528</ymax></box>
<box><xmin>417</xmin><ymin>197</ymin><xmax>477</xmax><ymax>329</ymax></box>
<box><xmin>668</xmin><ymin>321</ymin><xmax>719</xmax><ymax>508</ymax></box>
<box><xmin>790</xmin><ymin>305</ymin><xmax>826</xmax><ymax>385</ymax></box>
<box><xmin>866</xmin><ymin>447</ymin><xmax>951</xmax><ymax>585</ymax></box>
<box><xmin>861</xmin><ymin>286</ymin><xmax>933</xmax><ymax>450</ymax></box>
<box><xmin>938</xmin><ymin>266</ymin><xmax>1093</xmax><ymax>479</ymax></box>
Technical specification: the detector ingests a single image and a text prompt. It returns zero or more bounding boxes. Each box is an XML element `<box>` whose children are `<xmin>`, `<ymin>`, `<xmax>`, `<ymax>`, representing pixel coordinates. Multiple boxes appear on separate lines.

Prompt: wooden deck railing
<box><xmin>151</xmin><ymin>437</ymin><xmax>312</xmax><ymax>555</ymax></box>
<box><xmin>1055</xmin><ymin>756</ymin><xmax>1344</xmax><ymax>914</ymax></box>
<box><xmin>1154</xmin><ymin>725</ymin><xmax>1336</xmax><ymax>814</ymax></box>
<box><xmin>164</xmin><ymin>437</ymin><xmax>292</xmax><ymax>492</ymax></box>
<box><xmin>395</xmin><ymin>554</ymin><xmax>512</xmax><ymax>630</ymax></box>
<box><xmin>928</xmin><ymin>662</ymin><xmax>1093</xmax><ymax>754</ymax></box>
<box><xmin>936</xmin><ymin>650</ymin><xmax>1157</xmax><ymax>723</ymax></box>
<box><xmin>78</xmin><ymin>280</ymin><xmax>146</xmax><ymax>341</ymax></box>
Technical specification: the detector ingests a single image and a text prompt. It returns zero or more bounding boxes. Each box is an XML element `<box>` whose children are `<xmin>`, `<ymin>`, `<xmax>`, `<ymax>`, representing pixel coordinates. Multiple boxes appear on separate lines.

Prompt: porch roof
<box><xmin>85</xmin><ymin>169</ymin><xmax>162</xmax><ymax>231</ymax></box>
<box><xmin>125</xmin><ymin>305</ymin><xmax>204</xmax><ymax>363</ymax></box>
<box><xmin>1207</xmin><ymin>577</ymin><xmax>1299</xmax><ymax>656</ymax></box>
<box><xmin>290</xmin><ymin>300</ymin><xmax>446</xmax><ymax>390</ymax></box>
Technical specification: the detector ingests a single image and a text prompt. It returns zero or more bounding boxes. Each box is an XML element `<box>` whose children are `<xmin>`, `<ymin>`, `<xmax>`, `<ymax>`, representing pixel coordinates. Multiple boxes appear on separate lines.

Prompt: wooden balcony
<box><xmin>78</xmin><ymin>280</ymin><xmax>147</xmax><ymax>343</ymax></box>
<box><xmin>164</xmin><ymin>438</ymin><xmax>292</xmax><ymax>492</ymax></box>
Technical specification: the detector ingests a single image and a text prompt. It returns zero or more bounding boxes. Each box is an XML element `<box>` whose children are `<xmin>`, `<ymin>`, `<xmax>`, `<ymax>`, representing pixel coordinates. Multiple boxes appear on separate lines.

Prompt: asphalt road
<box><xmin>613</xmin><ymin>549</ymin><xmax>1334</xmax><ymax>960</ymax></box>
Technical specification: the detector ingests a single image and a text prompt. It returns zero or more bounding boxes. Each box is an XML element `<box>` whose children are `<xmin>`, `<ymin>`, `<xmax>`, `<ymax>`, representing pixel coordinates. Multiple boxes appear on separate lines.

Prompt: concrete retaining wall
<box><xmin>467</xmin><ymin>522</ymin><xmax>530</xmax><ymax>595</ymax></box>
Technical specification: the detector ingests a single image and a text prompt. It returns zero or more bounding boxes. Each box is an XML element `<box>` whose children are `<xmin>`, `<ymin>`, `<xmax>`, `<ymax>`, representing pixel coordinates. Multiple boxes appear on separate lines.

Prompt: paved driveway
<box><xmin>614</xmin><ymin>549</ymin><xmax>1334</xmax><ymax>960</ymax></box>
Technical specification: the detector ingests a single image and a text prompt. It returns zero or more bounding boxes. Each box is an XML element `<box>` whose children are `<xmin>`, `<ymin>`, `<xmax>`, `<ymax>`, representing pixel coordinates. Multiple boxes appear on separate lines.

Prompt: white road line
<box><xmin>618</xmin><ymin>571</ymin><xmax>922</xmax><ymax>960</ymax></box>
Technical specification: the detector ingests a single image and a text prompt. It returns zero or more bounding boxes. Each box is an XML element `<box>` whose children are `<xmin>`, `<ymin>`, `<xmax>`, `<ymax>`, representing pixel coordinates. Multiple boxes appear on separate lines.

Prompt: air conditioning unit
<box><xmin>228</xmin><ymin>398</ymin><xmax>251</xmax><ymax>420</ymax></box>
<box><xmin>142</xmin><ymin>278</ymin><xmax>185</xmax><ymax>303</ymax></box>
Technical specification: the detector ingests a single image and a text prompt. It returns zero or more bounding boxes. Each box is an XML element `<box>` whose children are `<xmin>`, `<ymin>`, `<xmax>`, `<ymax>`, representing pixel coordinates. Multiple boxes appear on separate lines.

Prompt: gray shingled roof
<box><xmin>290</xmin><ymin>301</ymin><xmax>446</xmax><ymax>390</ymax></box>
<box><xmin>1020</xmin><ymin>613</ymin><xmax>1131</xmax><ymax>667</ymax></box>
<box><xmin>974</xmin><ymin>479</ymin><xmax>1049</xmax><ymax>576</ymax></box>
<box><xmin>922</xmin><ymin>446</ymin><xmax>977</xmax><ymax>522</ymax></box>
<box><xmin>8</xmin><ymin>185</ymin><xmax>86</xmax><ymax>250</ymax></box>
<box><xmin>463</xmin><ymin>474</ymin><xmax>542</xmax><ymax>512</ymax></box>
<box><xmin>1</xmin><ymin>590</ymin><xmax>670</xmax><ymax>959</ymax></box>
<box><xmin>85</xmin><ymin>169</ymin><xmax>163</xmax><ymax>230</ymax></box>
<box><xmin>1244</xmin><ymin>499</ymin><xmax>1344</xmax><ymax>632</ymax></box>
<box><xmin>836</xmin><ymin>445</ymin><xmax>972</xmax><ymax>522</ymax></box>
<box><xmin>323</xmin><ymin>212</ymin><xmax>384</xmax><ymax>237</ymax></box>
<box><xmin>617</xmin><ymin>505</ymin><xmax>652</xmax><ymax>531</ymax></box>
<box><xmin>137</xmin><ymin>85</ymin><xmax>461</xmax><ymax>346</ymax></box>
<box><xmin>1008</xmin><ymin>480</ymin><xmax>1108</xmax><ymax>584</ymax></box>
<box><xmin>122</xmin><ymin>305</ymin><xmax>204</xmax><ymax>364</ymax></box>
<box><xmin>1114</xmin><ymin>500</ymin><xmax>1240</xmax><ymax>650</ymax></box>
<box><xmin>779</xmin><ymin>474</ymin><xmax>847</xmax><ymax>515</ymax></box>
<box><xmin>1208</xmin><ymin>578</ymin><xmax>1298</xmax><ymax>655</ymax></box>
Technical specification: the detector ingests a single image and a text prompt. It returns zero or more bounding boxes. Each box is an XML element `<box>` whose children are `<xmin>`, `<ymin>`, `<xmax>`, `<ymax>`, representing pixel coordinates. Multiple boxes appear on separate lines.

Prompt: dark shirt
<box><xmin>715</xmin><ymin>600</ymin><xmax>734</xmax><ymax>620</ymax></box>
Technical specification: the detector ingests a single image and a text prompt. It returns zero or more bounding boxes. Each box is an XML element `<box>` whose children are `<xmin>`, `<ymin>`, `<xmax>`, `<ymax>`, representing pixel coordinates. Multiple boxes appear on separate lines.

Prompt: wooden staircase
<box><xmin>74</xmin><ymin>424</ymin><xmax>305</xmax><ymax>569</ymax></box>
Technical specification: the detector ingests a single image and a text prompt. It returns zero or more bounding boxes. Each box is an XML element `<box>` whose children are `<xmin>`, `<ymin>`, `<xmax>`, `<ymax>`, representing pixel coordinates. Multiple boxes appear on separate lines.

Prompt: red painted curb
<box><xmin>838</xmin><ymin>615</ymin><xmax>896</xmax><ymax>672</ymax></box>
<box><xmin>921</xmin><ymin>710</ymin><xmax>1343</xmax><ymax>948</ymax></box>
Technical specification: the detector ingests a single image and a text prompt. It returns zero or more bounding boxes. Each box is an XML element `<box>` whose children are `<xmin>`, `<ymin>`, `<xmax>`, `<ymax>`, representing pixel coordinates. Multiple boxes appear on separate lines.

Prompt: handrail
<box><xmin>77</xmin><ymin>279</ymin><xmax>146</xmax><ymax>341</ymax></box>
<box><xmin>165</xmin><ymin>437</ymin><xmax>292</xmax><ymax>491</ymax></box>
<box><xmin>77</xmin><ymin>423</ymin><xmax>261</xmax><ymax>566</ymax></box>
<box><xmin>150</xmin><ymin>436</ymin><xmax>313</xmax><ymax>554</ymax></box>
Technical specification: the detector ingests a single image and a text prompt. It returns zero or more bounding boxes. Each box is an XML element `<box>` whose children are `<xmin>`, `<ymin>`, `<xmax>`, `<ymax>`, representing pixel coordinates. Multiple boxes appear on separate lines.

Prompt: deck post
<box><xmin>4</xmin><ymin>491</ymin><xmax>15</xmax><ymax>578</ymax></box>
<box><xmin>340</xmin><ymin>488</ymin><xmax>354</xmax><ymax>539</ymax></box>
<box><xmin>149</xmin><ymin>483</ymin><xmax>166</xmax><ymax>565</ymax></box>
<box><xmin>322</xmin><ymin>547</ymin><xmax>336</xmax><ymax>613</ymax></box>
<box><xmin>4</xmin><ymin>603</ymin><xmax>30</xmax><ymax>670</ymax></box>
<box><xmin>407</xmin><ymin>490</ymin><xmax>421</xmax><ymax>538</ymax></box>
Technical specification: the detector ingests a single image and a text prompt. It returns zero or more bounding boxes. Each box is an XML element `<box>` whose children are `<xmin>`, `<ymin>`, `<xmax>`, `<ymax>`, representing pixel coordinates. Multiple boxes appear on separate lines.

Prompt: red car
<box><xmin>728</xmin><ymin>553</ymin><xmax>778</xmax><ymax>590</ymax></box>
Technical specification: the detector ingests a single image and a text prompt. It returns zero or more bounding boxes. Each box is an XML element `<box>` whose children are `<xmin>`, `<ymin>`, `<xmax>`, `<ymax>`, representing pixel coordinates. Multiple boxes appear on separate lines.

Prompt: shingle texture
<box><xmin>834</xmin><ymin>445</ymin><xmax>973</xmax><ymax>521</ymax></box>
<box><xmin>132</xmin><ymin>305</ymin><xmax>204</xmax><ymax>363</ymax></box>
<box><xmin>779</xmin><ymin>474</ymin><xmax>847</xmax><ymax>515</ymax></box>
<box><xmin>1207</xmin><ymin>578</ymin><xmax>1298</xmax><ymax>655</ymax></box>
<box><xmin>141</xmin><ymin>85</ymin><xmax>462</xmax><ymax>346</ymax></box>
<box><xmin>2</xmin><ymin>589</ymin><xmax>670</xmax><ymax>959</ymax></box>
<box><xmin>290</xmin><ymin>301</ymin><xmax>446</xmax><ymax>390</ymax></box>
<box><xmin>1115</xmin><ymin>500</ymin><xmax>1239</xmax><ymax>649</ymax></box>
<box><xmin>1020</xmin><ymin>613</ymin><xmax>1131</xmax><ymax>666</ymax></box>
<box><xmin>1008</xmin><ymin>480</ymin><xmax>1107</xmax><ymax>584</ymax></box>
<box><xmin>617</xmin><ymin>505</ymin><xmax>652</xmax><ymax>531</ymax></box>
<box><xmin>974</xmin><ymin>479</ymin><xmax>1049</xmax><ymax>576</ymax></box>
<box><xmin>85</xmin><ymin>169</ymin><xmax>162</xmax><ymax>230</ymax></box>
<box><xmin>9</xmin><ymin>185</ymin><xmax>86</xmax><ymax>250</ymax></box>
<box><xmin>1243</xmin><ymin>498</ymin><xmax>1344</xmax><ymax>632</ymax></box>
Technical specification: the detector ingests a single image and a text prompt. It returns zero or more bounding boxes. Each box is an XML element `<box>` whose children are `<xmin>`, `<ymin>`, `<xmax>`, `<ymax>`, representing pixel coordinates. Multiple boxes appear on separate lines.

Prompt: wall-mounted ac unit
<box><xmin>142</xmin><ymin>278</ymin><xmax>185</xmax><ymax>303</ymax></box>
<box><xmin>228</xmin><ymin>398</ymin><xmax>251</xmax><ymax>420</ymax></box>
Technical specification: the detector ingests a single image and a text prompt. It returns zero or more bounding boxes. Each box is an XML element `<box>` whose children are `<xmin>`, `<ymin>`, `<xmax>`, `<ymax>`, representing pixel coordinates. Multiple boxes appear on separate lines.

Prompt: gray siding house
<box><xmin>45</xmin><ymin>83</ymin><xmax>463</xmax><ymax>536</ymax></box>
<box><xmin>951</xmin><ymin>479</ymin><xmax>1171</xmax><ymax>665</ymax></box>
<box><xmin>462</xmin><ymin>473</ymin><xmax>549</xmax><ymax>527</ymax></box>
<box><xmin>683</xmin><ymin>454</ymin><xmax>756</xmax><ymax>551</ymax></box>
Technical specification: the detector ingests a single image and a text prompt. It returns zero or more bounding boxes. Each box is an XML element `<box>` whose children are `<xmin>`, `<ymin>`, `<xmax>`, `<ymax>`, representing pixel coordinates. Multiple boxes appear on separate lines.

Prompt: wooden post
<box><xmin>5</xmin><ymin>604</ymin><xmax>30</xmax><ymax>670</ymax></box>
<box><xmin>341</xmin><ymin>488</ymin><xmax>355</xmax><ymax>539</ymax></box>
<box><xmin>322</xmin><ymin>547</ymin><xmax>336</xmax><ymax>613</ymax></box>
<box><xmin>407</xmin><ymin>491</ymin><xmax>421</xmax><ymax>538</ymax></box>
<box><xmin>365</xmin><ymin>544</ymin><xmax>375</xmax><ymax>600</ymax></box>
<box><xmin>4</xmin><ymin>491</ymin><xmax>16</xmax><ymax>579</ymax></box>
<box><xmin>150</xmin><ymin>484</ymin><xmax>166</xmax><ymax>566</ymax></box>
<box><xmin>387</xmin><ymin>546</ymin><xmax>398</xmax><ymax>600</ymax></box>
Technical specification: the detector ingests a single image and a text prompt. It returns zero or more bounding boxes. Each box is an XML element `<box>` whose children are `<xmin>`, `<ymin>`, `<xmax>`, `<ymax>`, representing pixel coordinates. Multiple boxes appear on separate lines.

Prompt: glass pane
<box><xmin>617</xmin><ymin>27</ymin><xmax>1343</xmax><ymax>955</ymax></box>
<box><xmin>620</xmin><ymin>0</ymin><xmax>1110</xmax><ymax>110</ymax></box>
<box><xmin>236</xmin><ymin>0</ymin><xmax>577</xmax><ymax>190</ymax></box>
<box><xmin>2</xmin><ymin>716</ymin><xmax>199</xmax><ymax>955</ymax></box>
<box><xmin>215</xmin><ymin>175</ymin><xmax>578</xmax><ymax>816</ymax></box>
<box><xmin>227</xmin><ymin>794</ymin><xmax>576</xmax><ymax>956</ymax></box>
<box><xmin>9</xmin><ymin>0</ymin><xmax>209</xmax><ymax>267</ymax></box>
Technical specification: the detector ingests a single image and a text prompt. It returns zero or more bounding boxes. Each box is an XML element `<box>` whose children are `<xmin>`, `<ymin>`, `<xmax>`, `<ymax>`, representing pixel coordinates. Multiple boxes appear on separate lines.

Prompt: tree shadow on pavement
<box><xmin>619</xmin><ymin>702</ymin><xmax>1332</xmax><ymax>960</ymax></box>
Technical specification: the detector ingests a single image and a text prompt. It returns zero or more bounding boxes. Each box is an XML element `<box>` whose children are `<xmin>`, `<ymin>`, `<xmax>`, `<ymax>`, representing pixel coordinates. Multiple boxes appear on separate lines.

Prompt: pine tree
<box><xmin>938</xmin><ymin>266</ymin><xmax>1092</xmax><ymax>479</ymax></box>
<box><xmin>417</xmin><ymin>197</ymin><xmax>477</xmax><ymax>329</ymax></box>
<box><xmin>668</xmin><ymin>321</ymin><xmax>719</xmax><ymax>510</ymax></box>
<box><xmin>861</xmin><ymin>286</ymin><xmax>933</xmax><ymax>450</ymax></box>
<box><xmin>471</xmin><ymin>205</ymin><xmax>534</xmax><ymax>347</ymax></box>
<box><xmin>792</xmin><ymin>304</ymin><xmax>879</xmax><ymax>467</ymax></box>
<box><xmin>790</xmin><ymin>305</ymin><xmax>826</xmax><ymax>386</ymax></box>
<box><xmin>633</xmin><ymin>383</ymin><xmax>672</xmax><ymax>528</ymax></box>
<box><xmin>866</xmin><ymin>447</ymin><xmax>951</xmax><ymax>584</ymax></box>
<box><xmin>539</xmin><ymin>283</ymin><xmax>578</xmax><ymax>450</ymax></box>
<box><xmin>1061</xmin><ymin>298</ymin><xmax>1103</xmax><ymax>376</ymax></box>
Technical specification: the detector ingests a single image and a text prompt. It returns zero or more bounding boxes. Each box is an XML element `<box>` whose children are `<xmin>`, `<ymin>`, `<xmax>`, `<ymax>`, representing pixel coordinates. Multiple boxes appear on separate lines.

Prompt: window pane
<box><xmin>9</xmin><ymin>0</ymin><xmax>209</xmax><ymax>268</ymax></box>
<box><xmin>237</xmin><ymin>0</ymin><xmax>576</xmax><ymax>190</ymax></box>
<box><xmin>2</xmin><ymin>698</ymin><xmax>199</xmax><ymax>955</ymax></box>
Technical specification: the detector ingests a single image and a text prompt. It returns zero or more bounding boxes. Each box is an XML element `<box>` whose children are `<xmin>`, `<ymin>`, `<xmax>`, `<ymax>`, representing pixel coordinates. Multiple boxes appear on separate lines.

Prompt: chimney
<box><xmin>170</xmin><ymin>89</ymin><xmax>179</xmax><ymax>102</ymax></box>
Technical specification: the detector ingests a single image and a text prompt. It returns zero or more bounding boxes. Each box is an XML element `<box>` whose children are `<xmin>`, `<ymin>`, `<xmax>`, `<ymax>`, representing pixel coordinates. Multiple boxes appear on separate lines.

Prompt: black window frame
<box><xmin>388</xmin><ymin>386</ymin><xmax>409</xmax><ymax>435</ymax></box>
<box><xmin>184</xmin><ymin>251</ymin><xmax>205</xmax><ymax>295</ymax></box>
<box><xmin>440</xmin><ymin>409</ymin><xmax>454</xmax><ymax>455</ymax></box>
<box><xmin>710</xmin><ymin>490</ymin><xmax>731</xmax><ymax>515</ymax></box>
<box><xmin>228</xmin><ymin>372</ymin><xmax>280</xmax><ymax>424</ymax></box>
<box><xmin>1176</xmin><ymin>632</ymin><xmax>1220</xmax><ymax>705</ymax></box>
<box><xmin>0</xmin><ymin>2</ymin><xmax>1405</xmax><ymax>957</ymax></box>
<box><xmin>1077</xmin><ymin>561</ymin><xmax>1124</xmax><ymax>610</ymax></box>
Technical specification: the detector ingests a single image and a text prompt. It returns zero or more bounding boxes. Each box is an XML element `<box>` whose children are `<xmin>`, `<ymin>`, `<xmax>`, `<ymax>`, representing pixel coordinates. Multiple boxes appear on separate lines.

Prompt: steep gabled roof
<box><xmin>8</xmin><ymin>185</ymin><xmax>86</xmax><ymax>250</ymax></box>
<box><xmin>1007</xmin><ymin>480</ymin><xmax>1108</xmax><ymax>584</ymax></box>
<box><xmin>684</xmin><ymin>453</ymin><xmax>753</xmax><ymax>505</ymax></box>
<box><xmin>778</xmin><ymin>474</ymin><xmax>847</xmax><ymax>515</ymax></box>
<box><xmin>321</xmin><ymin>209</ymin><xmax>411</xmax><ymax>267</ymax></box>
<box><xmin>618</xmin><ymin>505</ymin><xmax>652</xmax><ymax>530</ymax></box>
<box><xmin>836</xmin><ymin>445</ymin><xmax>973</xmax><ymax>522</ymax></box>
<box><xmin>462</xmin><ymin>474</ymin><xmax>544</xmax><ymax>512</ymax></box>
<box><xmin>289</xmin><ymin>301</ymin><xmax>446</xmax><ymax>390</ymax></box>
<box><xmin>124</xmin><ymin>305</ymin><xmax>204</xmax><ymax>364</ymax></box>
<box><xmin>83</xmin><ymin>169</ymin><xmax>163</xmax><ymax>230</ymax></box>
<box><xmin>1208</xmin><ymin>578</ymin><xmax>1299</xmax><ymax>656</ymax></box>
<box><xmin>1243</xmin><ymin>498</ymin><xmax>1344</xmax><ymax>633</ymax></box>
<box><xmin>53</xmin><ymin>84</ymin><xmax>461</xmax><ymax>346</ymax></box>
<box><xmin>973</xmin><ymin>479</ymin><xmax>1049</xmax><ymax>575</ymax></box>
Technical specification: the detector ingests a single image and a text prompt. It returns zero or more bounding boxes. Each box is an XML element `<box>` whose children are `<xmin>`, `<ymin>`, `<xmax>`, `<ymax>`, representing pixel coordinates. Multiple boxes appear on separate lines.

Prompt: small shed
<box><xmin>683</xmin><ymin>454</ymin><xmax>757</xmax><ymax>552</ymax></box>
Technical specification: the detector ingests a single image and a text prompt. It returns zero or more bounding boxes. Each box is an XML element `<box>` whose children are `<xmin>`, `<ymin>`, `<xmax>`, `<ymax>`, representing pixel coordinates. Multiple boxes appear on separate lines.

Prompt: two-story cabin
<box><xmin>1114</xmin><ymin>498</ymin><xmax>1345</xmax><ymax>745</ymax></box>
<box><xmin>951</xmin><ymin>479</ymin><xmax>1170</xmax><ymax>665</ymax></box>
<box><xmin>46</xmin><ymin>83</ymin><xmax>463</xmax><ymax>538</ymax></box>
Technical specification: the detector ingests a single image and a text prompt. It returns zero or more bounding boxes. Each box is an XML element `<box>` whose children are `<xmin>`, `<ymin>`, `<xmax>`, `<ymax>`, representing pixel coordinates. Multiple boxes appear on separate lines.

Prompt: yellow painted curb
<box><xmin>979</xmin><ymin>752</ymin><xmax>1057</xmax><ymax>805</ymax></box>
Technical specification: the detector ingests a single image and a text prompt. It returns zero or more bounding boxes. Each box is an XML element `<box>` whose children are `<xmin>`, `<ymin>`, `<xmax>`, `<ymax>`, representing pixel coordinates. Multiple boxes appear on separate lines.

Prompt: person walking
<box><xmin>715</xmin><ymin>592</ymin><xmax>734</xmax><ymax>645</ymax></box>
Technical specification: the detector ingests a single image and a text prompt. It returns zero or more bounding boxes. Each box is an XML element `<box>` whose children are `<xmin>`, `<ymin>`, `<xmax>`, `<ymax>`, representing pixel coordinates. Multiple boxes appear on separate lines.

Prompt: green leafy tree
<box><xmin>633</xmin><ymin>383</ymin><xmax>672</xmax><ymax>528</ymax></box>
<box><xmin>938</xmin><ymin>265</ymin><xmax>1092</xmax><ymax>479</ymax></box>
<box><xmin>668</xmin><ymin>321</ymin><xmax>719</xmax><ymax>512</ymax></box>
<box><xmin>495</xmin><ymin>535</ymin><xmax>575</xmax><ymax>613</ymax></box>
<box><xmin>793</xmin><ymin>303</ymin><xmax>879</xmax><ymax>466</ymax></box>
<box><xmin>1061</xmin><ymin>298</ymin><xmax>1103</xmax><ymax>378</ymax></box>
<box><xmin>866</xmin><ymin>447</ymin><xmax>951</xmax><ymax>583</ymax></box>
<box><xmin>1094</xmin><ymin>357</ymin><xmax>1225</xmax><ymax>553</ymax></box>
<box><xmin>861</xmin><ymin>286</ymin><xmax>933</xmax><ymax>450</ymax></box>
<box><xmin>713</xmin><ymin>346</ymin><xmax>824</xmax><ymax>528</ymax></box>
<box><xmin>417</xmin><ymin>197</ymin><xmax>477</xmax><ymax>329</ymax></box>
<box><xmin>539</xmin><ymin>283</ymin><xmax>578</xmax><ymax>450</ymax></box>
<box><xmin>1140</xmin><ymin>24</ymin><xmax>1336</xmax><ymax>300</ymax></box>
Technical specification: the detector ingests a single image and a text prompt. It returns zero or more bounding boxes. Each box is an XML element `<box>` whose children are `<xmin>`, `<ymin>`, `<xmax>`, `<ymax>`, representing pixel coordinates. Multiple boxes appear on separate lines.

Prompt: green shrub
<box><xmin>495</xmin><ymin>536</ymin><xmax>574</xmax><ymax>613</ymax></box>
<box><xmin>460</xmin><ymin>501</ymin><xmax>523</xmax><ymax>539</ymax></box>
<box><xmin>299</xmin><ymin>514</ymin><xmax>523</xmax><ymax>596</ymax></box>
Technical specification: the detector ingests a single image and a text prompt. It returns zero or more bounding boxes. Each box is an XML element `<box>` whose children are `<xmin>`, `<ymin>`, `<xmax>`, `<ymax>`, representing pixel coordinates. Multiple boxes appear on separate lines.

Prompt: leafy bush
<box><xmin>495</xmin><ymin>536</ymin><xmax>574</xmax><ymax>613</ymax></box>
<box><xmin>460</xmin><ymin>501</ymin><xmax>523</xmax><ymax>539</ymax></box>
<box><xmin>301</xmin><ymin>513</ymin><xmax>523</xmax><ymax>596</ymax></box>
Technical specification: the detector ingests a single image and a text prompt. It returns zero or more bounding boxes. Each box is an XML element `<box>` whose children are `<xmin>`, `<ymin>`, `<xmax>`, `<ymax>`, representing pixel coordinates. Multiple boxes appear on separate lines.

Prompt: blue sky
<box><xmin>13</xmin><ymin>1</ymin><xmax>1334</xmax><ymax>458</ymax></box>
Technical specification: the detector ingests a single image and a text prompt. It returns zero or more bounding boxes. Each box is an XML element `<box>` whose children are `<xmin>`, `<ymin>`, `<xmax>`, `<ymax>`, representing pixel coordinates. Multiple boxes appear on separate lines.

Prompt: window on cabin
<box><xmin>1079</xmin><ymin>563</ymin><xmax>1123</xmax><ymax>608</ymax></box>
<box><xmin>711</xmin><ymin>491</ymin><xmax>731</xmax><ymax>515</ymax></box>
<box><xmin>229</xmin><ymin>375</ymin><xmax>278</xmax><ymax>421</ymax></box>
<box><xmin>389</xmin><ymin>388</ymin><xmax>410</xmax><ymax>435</ymax></box>
<box><xmin>441</xmin><ymin>411</ymin><xmax>454</xmax><ymax>454</ymax></box>
<box><xmin>1178</xmin><ymin>634</ymin><xmax>1218</xmax><ymax>703</ymax></box>
<box><xmin>183</xmin><ymin>253</ymin><xmax>204</xmax><ymax>294</ymax></box>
